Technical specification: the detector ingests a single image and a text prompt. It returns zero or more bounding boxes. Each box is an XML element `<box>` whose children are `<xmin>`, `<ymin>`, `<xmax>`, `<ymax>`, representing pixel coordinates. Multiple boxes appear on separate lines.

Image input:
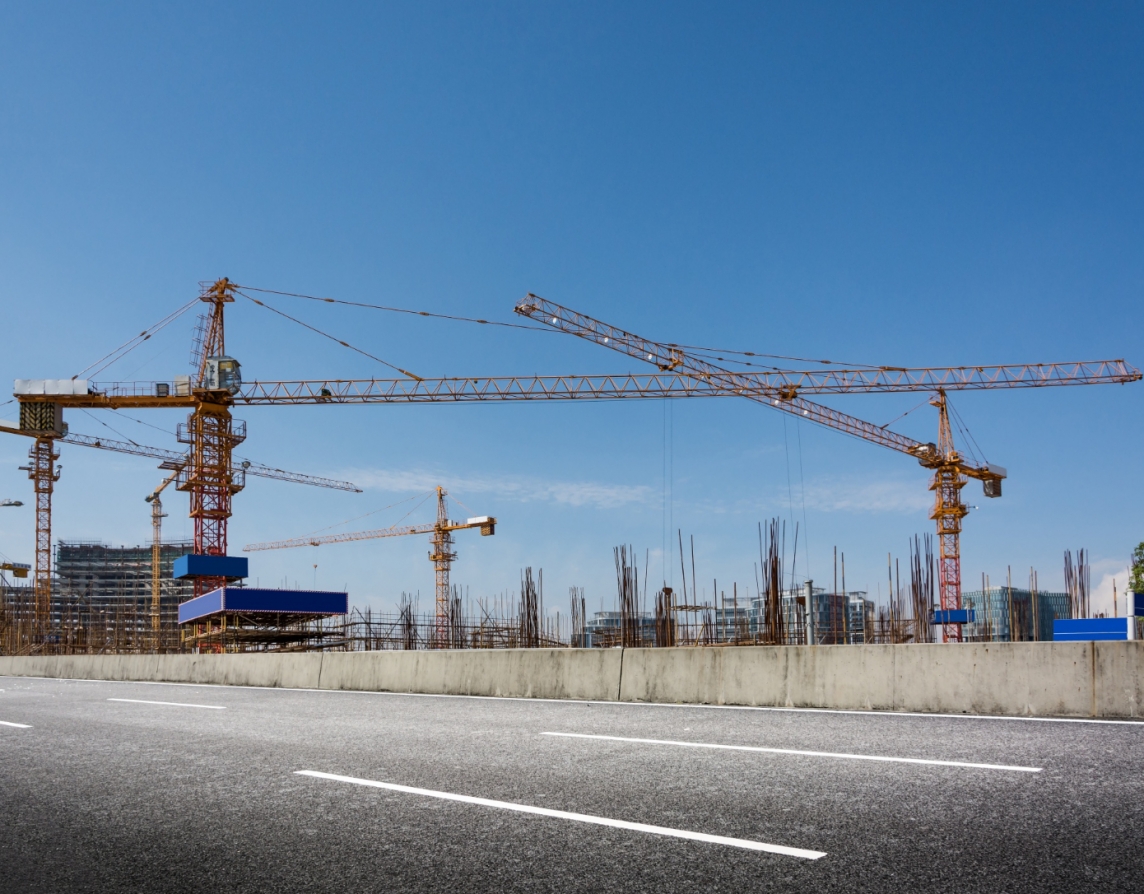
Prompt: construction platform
<box><xmin>178</xmin><ymin>587</ymin><xmax>348</xmax><ymax>650</ymax></box>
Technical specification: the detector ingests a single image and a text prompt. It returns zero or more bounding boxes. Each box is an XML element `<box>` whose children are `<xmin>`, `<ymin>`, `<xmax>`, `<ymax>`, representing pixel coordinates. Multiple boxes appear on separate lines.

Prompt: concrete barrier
<box><xmin>1</xmin><ymin>642</ymin><xmax>1141</xmax><ymax>717</ymax></box>
<box><xmin>317</xmin><ymin>648</ymin><xmax>621</xmax><ymax>701</ymax></box>
<box><xmin>618</xmin><ymin>643</ymin><xmax>1106</xmax><ymax>716</ymax></box>
<box><xmin>0</xmin><ymin>653</ymin><xmax>325</xmax><ymax>690</ymax></box>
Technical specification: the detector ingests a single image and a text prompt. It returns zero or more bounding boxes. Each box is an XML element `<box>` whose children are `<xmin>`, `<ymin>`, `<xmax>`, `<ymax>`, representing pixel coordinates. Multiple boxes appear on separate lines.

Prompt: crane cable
<box><xmin>79</xmin><ymin>409</ymin><xmax>143</xmax><ymax>447</ymax></box>
<box><xmin>235</xmin><ymin>283</ymin><xmax>891</xmax><ymax>371</ymax></box>
<box><xmin>236</xmin><ymin>284</ymin><xmax>555</xmax><ymax>334</ymax></box>
<box><xmin>292</xmin><ymin>490</ymin><xmax>437</xmax><ymax>541</ymax></box>
<box><xmin>446</xmin><ymin>491</ymin><xmax>479</xmax><ymax>517</ymax></box>
<box><xmin>946</xmin><ymin>397</ymin><xmax>988</xmax><ymax>466</ymax></box>
<box><xmin>879</xmin><ymin>395</ymin><xmax>933</xmax><ymax>430</ymax></box>
<box><xmin>681</xmin><ymin>345</ymin><xmax>887</xmax><ymax>372</ymax></box>
<box><xmin>75</xmin><ymin>297</ymin><xmax>200</xmax><ymax>380</ymax></box>
<box><xmin>236</xmin><ymin>290</ymin><xmax>423</xmax><ymax>380</ymax></box>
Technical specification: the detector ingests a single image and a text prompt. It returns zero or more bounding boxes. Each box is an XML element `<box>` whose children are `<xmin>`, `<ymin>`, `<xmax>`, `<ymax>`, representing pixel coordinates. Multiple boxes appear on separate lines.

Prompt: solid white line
<box><xmin>107</xmin><ymin>698</ymin><xmax>226</xmax><ymax>710</ymax></box>
<box><xmin>9</xmin><ymin>676</ymin><xmax>1144</xmax><ymax>726</ymax></box>
<box><xmin>0</xmin><ymin>719</ymin><xmax>31</xmax><ymax>728</ymax></box>
<box><xmin>295</xmin><ymin>770</ymin><xmax>826</xmax><ymax>859</ymax></box>
<box><xmin>541</xmin><ymin>732</ymin><xmax>1042</xmax><ymax>773</ymax></box>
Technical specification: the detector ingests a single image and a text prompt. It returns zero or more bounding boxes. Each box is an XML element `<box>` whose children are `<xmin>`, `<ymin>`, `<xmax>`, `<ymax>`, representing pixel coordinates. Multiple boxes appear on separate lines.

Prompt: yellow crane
<box><xmin>0</xmin><ymin>562</ymin><xmax>30</xmax><ymax>580</ymax></box>
<box><xmin>0</xmin><ymin>416</ymin><xmax>359</xmax><ymax>648</ymax></box>
<box><xmin>514</xmin><ymin>293</ymin><xmax>1141</xmax><ymax>641</ymax></box>
<box><xmin>144</xmin><ymin>469</ymin><xmax>179</xmax><ymax>651</ymax></box>
<box><xmin>244</xmin><ymin>486</ymin><xmax>495</xmax><ymax>646</ymax></box>
<box><xmin>9</xmin><ymin>277</ymin><xmax>1138</xmax><ymax>649</ymax></box>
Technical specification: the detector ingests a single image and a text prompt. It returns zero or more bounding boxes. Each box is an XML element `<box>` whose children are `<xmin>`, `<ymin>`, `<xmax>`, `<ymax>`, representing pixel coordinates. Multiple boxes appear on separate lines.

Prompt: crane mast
<box><xmin>146</xmin><ymin>469</ymin><xmax>179</xmax><ymax>651</ymax></box>
<box><xmin>429</xmin><ymin>487</ymin><xmax>457</xmax><ymax>648</ymax></box>
<box><xmin>27</xmin><ymin>437</ymin><xmax>59</xmax><ymax>649</ymax></box>
<box><xmin>930</xmin><ymin>392</ymin><xmax>968</xmax><ymax>642</ymax></box>
<box><xmin>179</xmin><ymin>278</ymin><xmax>245</xmax><ymax>597</ymax></box>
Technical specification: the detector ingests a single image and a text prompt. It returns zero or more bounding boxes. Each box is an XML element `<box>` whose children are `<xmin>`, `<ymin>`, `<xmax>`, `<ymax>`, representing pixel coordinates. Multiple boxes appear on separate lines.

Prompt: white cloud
<box><xmin>1090</xmin><ymin>562</ymin><xmax>1134</xmax><ymax>619</ymax></box>
<box><xmin>796</xmin><ymin>476</ymin><xmax>932</xmax><ymax>514</ymax></box>
<box><xmin>343</xmin><ymin>467</ymin><xmax>655</xmax><ymax>510</ymax></box>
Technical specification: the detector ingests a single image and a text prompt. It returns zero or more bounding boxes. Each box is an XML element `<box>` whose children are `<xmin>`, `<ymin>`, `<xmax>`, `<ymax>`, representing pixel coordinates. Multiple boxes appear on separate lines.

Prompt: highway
<box><xmin>1</xmin><ymin>675</ymin><xmax>1142</xmax><ymax>892</ymax></box>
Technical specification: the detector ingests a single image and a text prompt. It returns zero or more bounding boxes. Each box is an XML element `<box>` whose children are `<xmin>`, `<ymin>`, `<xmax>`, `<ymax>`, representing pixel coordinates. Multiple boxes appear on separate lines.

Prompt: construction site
<box><xmin>0</xmin><ymin>278</ymin><xmax>1138</xmax><ymax>656</ymax></box>
<box><xmin>6</xmin><ymin>9</ymin><xmax>1144</xmax><ymax>893</ymax></box>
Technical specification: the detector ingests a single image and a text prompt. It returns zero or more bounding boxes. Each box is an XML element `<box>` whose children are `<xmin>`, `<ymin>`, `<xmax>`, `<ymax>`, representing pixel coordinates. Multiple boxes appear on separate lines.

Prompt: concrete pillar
<box><xmin>805</xmin><ymin>580</ymin><xmax>815</xmax><ymax>645</ymax></box>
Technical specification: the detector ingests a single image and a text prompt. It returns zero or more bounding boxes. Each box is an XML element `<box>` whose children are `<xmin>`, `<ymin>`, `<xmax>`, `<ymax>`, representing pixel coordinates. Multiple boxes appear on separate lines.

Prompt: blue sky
<box><xmin>0</xmin><ymin>2</ymin><xmax>1140</xmax><ymax>616</ymax></box>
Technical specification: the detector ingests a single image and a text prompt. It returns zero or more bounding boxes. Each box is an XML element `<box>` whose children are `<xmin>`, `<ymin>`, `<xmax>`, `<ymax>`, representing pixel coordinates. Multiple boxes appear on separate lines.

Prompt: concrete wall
<box><xmin>317</xmin><ymin>649</ymin><xmax>621</xmax><ymax>701</ymax></box>
<box><xmin>617</xmin><ymin>643</ymin><xmax>1106</xmax><ymax>716</ymax></box>
<box><xmin>1</xmin><ymin>641</ymin><xmax>1142</xmax><ymax>717</ymax></box>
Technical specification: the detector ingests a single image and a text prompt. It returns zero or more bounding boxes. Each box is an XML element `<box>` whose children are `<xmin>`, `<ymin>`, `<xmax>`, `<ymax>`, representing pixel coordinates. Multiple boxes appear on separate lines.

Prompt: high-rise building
<box><xmin>749</xmin><ymin>584</ymin><xmax>872</xmax><ymax>644</ymax></box>
<box><xmin>961</xmin><ymin>586</ymin><xmax>1070</xmax><ymax>642</ymax></box>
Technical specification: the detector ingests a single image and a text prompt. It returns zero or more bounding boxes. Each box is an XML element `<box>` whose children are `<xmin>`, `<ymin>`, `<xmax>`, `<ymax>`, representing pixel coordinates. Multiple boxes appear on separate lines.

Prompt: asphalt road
<box><xmin>1</xmin><ymin>675</ymin><xmax>1143</xmax><ymax>893</ymax></box>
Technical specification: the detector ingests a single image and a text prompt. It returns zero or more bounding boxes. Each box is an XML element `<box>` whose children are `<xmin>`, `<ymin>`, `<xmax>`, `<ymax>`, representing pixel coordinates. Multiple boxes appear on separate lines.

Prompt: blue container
<box><xmin>932</xmin><ymin>609</ymin><xmax>975</xmax><ymax>625</ymax></box>
<box><xmin>173</xmin><ymin>554</ymin><xmax>249</xmax><ymax>581</ymax></box>
<box><xmin>179</xmin><ymin>587</ymin><xmax>348</xmax><ymax>624</ymax></box>
<box><xmin>1053</xmin><ymin>618</ymin><xmax>1132</xmax><ymax>641</ymax></box>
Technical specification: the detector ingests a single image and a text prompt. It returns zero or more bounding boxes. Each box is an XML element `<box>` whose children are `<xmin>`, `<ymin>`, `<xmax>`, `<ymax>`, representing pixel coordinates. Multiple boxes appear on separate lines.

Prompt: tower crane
<box><xmin>0</xmin><ymin>413</ymin><xmax>359</xmax><ymax>648</ymax></box>
<box><xmin>19</xmin><ymin>362</ymin><xmax>1133</xmax><ymax>645</ymax></box>
<box><xmin>238</xmin><ymin>361</ymin><xmax>1130</xmax><ymax>641</ymax></box>
<box><xmin>144</xmin><ymin>469</ymin><xmax>179</xmax><ymax>651</ymax></box>
<box><xmin>4</xmin><ymin>276</ymin><xmax>367</xmax><ymax>645</ymax></box>
<box><xmin>11</xmin><ymin>278</ymin><xmax>1138</xmax><ymax>648</ymax></box>
<box><xmin>513</xmin><ymin>293</ymin><xmax>1141</xmax><ymax>641</ymax></box>
<box><xmin>244</xmin><ymin>486</ymin><xmax>495</xmax><ymax>647</ymax></box>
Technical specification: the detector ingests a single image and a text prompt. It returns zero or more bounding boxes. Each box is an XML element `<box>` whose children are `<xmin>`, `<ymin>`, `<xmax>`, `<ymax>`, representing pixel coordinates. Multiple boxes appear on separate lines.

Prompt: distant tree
<box><xmin>1132</xmin><ymin>543</ymin><xmax>1144</xmax><ymax>594</ymax></box>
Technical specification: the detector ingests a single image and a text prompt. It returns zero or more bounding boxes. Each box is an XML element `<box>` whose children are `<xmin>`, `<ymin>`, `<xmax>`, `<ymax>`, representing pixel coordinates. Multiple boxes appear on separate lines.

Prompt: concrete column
<box><xmin>805</xmin><ymin>580</ymin><xmax>815</xmax><ymax>645</ymax></box>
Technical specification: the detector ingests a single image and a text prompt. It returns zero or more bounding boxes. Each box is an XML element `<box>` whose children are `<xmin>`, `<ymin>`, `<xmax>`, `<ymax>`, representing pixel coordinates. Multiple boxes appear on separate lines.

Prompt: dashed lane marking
<box><xmin>107</xmin><ymin>698</ymin><xmax>226</xmax><ymax>710</ymax></box>
<box><xmin>542</xmin><ymin>732</ymin><xmax>1043</xmax><ymax>772</ymax></box>
<box><xmin>295</xmin><ymin>770</ymin><xmax>826</xmax><ymax>859</ymax></box>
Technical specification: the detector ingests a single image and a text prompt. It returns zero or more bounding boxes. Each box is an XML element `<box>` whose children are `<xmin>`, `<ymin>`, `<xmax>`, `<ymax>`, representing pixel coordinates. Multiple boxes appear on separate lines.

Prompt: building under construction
<box><xmin>0</xmin><ymin>540</ymin><xmax>192</xmax><ymax>654</ymax></box>
<box><xmin>56</xmin><ymin>540</ymin><xmax>193</xmax><ymax>604</ymax></box>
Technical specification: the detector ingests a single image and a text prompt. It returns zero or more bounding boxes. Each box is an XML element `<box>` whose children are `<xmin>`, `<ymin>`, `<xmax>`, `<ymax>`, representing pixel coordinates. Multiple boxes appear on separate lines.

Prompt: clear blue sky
<box><xmin>1</xmin><ymin>2</ymin><xmax>1140</xmax><ymax>616</ymax></box>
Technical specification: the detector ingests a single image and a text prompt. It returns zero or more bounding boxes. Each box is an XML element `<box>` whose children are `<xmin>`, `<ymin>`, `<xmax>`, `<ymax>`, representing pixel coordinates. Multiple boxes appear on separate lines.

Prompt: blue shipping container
<box><xmin>179</xmin><ymin>587</ymin><xmax>348</xmax><ymax>624</ymax></box>
<box><xmin>1053</xmin><ymin>618</ymin><xmax>1133</xmax><ymax>642</ymax></box>
<box><xmin>173</xmin><ymin>554</ymin><xmax>249</xmax><ymax>581</ymax></box>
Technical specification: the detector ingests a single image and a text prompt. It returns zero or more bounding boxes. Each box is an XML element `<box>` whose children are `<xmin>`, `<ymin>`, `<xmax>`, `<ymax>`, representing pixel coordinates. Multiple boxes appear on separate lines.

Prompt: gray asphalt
<box><xmin>1</xmin><ymin>675</ymin><xmax>1143</xmax><ymax>892</ymax></box>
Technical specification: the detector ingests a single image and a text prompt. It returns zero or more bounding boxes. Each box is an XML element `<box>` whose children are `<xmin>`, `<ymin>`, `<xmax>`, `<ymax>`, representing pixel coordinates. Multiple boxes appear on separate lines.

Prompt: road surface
<box><xmin>1</xmin><ymin>675</ymin><xmax>1141</xmax><ymax>892</ymax></box>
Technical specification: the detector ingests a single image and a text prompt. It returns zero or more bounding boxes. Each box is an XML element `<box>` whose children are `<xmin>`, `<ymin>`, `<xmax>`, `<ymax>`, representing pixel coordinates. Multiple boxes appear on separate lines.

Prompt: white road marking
<box><xmin>10</xmin><ymin>676</ymin><xmax>1144</xmax><ymax>726</ymax></box>
<box><xmin>295</xmin><ymin>770</ymin><xmax>826</xmax><ymax>859</ymax></box>
<box><xmin>0</xmin><ymin>720</ymin><xmax>31</xmax><ymax>728</ymax></box>
<box><xmin>542</xmin><ymin>732</ymin><xmax>1043</xmax><ymax>773</ymax></box>
<box><xmin>107</xmin><ymin>698</ymin><xmax>226</xmax><ymax>710</ymax></box>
